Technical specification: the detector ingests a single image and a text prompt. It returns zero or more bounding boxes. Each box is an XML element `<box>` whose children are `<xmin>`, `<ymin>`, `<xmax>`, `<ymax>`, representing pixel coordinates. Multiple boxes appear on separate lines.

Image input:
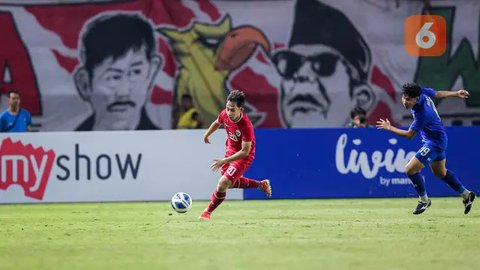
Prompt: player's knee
<box><xmin>217</xmin><ymin>177</ymin><xmax>231</xmax><ymax>192</ymax></box>
<box><xmin>433</xmin><ymin>169</ymin><xmax>447</xmax><ymax>178</ymax></box>
<box><xmin>404</xmin><ymin>165</ymin><xmax>417</xmax><ymax>175</ymax></box>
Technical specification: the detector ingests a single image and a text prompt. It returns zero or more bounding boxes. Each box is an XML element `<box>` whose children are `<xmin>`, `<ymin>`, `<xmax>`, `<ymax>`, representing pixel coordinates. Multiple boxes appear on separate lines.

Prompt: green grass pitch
<box><xmin>1</xmin><ymin>198</ymin><xmax>479</xmax><ymax>270</ymax></box>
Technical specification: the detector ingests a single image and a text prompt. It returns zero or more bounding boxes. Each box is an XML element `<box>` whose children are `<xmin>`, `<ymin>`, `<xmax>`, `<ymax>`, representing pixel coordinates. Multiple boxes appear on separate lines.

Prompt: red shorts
<box><xmin>221</xmin><ymin>159</ymin><xmax>252</xmax><ymax>184</ymax></box>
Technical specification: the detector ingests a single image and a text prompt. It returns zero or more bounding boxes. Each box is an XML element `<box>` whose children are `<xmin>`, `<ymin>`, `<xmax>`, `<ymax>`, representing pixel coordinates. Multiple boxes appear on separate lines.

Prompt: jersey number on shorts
<box><xmin>419</xmin><ymin>146</ymin><xmax>431</xmax><ymax>156</ymax></box>
<box><xmin>226</xmin><ymin>166</ymin><xmax>237</xmax><ymax>176</ymax></box>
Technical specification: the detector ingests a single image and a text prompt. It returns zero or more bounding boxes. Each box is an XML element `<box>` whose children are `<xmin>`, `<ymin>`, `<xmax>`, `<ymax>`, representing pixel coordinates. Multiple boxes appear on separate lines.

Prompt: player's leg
<box><xmin>199</xmin><ymin>175</ymin><xmax>232</xmax><ymax>220</ymax></box>
<box><xmin>228</xmin><ymin>161</ymin><xmax>272</xmax><ymax>198</ymax></box>
<box><xmin>430</xmin><ymin>157</ymin><xmax>476</xmax><ymax>214</ymax></box>
<box><xmin>231</xmin><ymin>176</ymin><xmax>272</xmax><ymax>198</ymax></box>
<box><xmin>407</xmin><ymin>146</ymin><xmax>431</xmax><ymax>214</ymax></box>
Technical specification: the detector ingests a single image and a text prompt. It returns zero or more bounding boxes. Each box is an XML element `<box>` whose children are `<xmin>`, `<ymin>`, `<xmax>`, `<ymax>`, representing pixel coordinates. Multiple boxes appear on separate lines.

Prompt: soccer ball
<box><xmin>170</xmin><ymin>192</ymin><xmax>193</xmax><ymax>213</ymax></box>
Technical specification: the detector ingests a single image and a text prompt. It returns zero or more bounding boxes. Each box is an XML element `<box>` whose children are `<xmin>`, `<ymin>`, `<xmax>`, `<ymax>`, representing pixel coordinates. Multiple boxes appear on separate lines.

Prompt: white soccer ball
<box><xmin>170</xmin><ymin>192</ymin><xmax>193</xmax><ymax>213</ymax></box>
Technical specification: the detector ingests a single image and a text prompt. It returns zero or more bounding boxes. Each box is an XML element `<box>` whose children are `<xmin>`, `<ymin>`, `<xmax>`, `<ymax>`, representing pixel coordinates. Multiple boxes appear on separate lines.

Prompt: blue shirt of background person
<box><xmin>0</xmin><ymin>90</ymin><xmax>32</xmax><ymax>132</ymax></box>
<box><xmin>409</xmin><ymin>87</ymin><xmax>447</xmax><ymax>150</ymax></box>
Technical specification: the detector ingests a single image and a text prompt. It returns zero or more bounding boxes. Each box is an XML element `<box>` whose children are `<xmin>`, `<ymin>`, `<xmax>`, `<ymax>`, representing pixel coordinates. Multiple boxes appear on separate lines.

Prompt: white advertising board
<box><xmin>0</xmin><ymin>130</ymin><xmax>243</xmax><ymax>203</ymax></box>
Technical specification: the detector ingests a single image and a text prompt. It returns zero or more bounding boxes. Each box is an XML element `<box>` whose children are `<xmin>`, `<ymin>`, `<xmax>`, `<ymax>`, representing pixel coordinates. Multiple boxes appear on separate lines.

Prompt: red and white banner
<box><xmin>0</xmin><ymin>0</ymin><xmax>479</xmax><ymax>131</ymax></box>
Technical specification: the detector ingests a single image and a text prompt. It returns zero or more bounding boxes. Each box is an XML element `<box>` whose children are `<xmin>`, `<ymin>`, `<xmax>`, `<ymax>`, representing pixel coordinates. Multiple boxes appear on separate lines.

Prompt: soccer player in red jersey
<box><xmin>199</xmin><ymin>90</ymin><xmax>271</xmax><ymax>220</ymax></box>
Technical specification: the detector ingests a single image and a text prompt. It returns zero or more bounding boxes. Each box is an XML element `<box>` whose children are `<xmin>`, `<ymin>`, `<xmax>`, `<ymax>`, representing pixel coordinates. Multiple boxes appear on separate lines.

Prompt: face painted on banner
<box><xmin>90</xmin><ymin>47</ymin><xmax>155</xmax><ymax>129</ymax></box>
<box><xmin>275</xmin><ymin>44</ymin><xmax>371</xmax><ymax>127</ymax></box>
<box><xmin>272</xmin><ymin>0</ymin><xmax>375</xmax><ymax>128</ymax></box>
<box><xmin>74</xmin><ymin>14</ymin><xmax>161</xmax><ymax>131</ymax></box>
<box><xmin>76</xmin><ymin>47</ymin><xmax>160</xmax><ymax>130</ymax></box>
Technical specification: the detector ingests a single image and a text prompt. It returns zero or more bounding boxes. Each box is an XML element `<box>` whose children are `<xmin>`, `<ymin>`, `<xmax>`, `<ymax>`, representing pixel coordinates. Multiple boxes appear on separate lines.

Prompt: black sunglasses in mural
<box><xmin>272</xmin><ymin>50</ymin><xmax>340</xmax><ymax>80</ymax></box>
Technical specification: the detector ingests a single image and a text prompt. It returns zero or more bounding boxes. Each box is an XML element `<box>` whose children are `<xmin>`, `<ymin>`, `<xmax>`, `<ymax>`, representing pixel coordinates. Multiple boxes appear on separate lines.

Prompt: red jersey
<box><xmin>217</xmin><ymin>109</ymin><xmax>255</xmax><ymax>161</ymax></box>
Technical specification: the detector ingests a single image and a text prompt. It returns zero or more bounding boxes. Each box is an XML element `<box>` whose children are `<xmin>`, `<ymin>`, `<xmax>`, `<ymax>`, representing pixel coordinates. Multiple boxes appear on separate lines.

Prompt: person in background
<box><xmin>0</xmin><ymin>90</ymin><xmax>32</xmax><ymax>132</ymax></box>
<box><xmin>347</xmin><ymin>107</ymin><xmax>372</xmax><ymax>128</ymax></box>
<box><xmin>176</xmin><ymin>94</ymin><xmax>203</xmax><ymax>129</ymax></box>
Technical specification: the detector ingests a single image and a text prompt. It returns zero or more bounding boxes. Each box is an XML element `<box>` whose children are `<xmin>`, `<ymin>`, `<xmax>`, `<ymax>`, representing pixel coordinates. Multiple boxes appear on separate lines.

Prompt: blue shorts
<box><xmin>415</xmin><ymin>144</ymin><xmax>446</xmax><ymax>166</ymax></box>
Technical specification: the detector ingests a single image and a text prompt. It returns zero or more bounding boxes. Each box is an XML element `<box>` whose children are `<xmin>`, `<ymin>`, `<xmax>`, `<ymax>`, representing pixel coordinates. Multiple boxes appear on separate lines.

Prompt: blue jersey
<box><xmin>0</xmin><ymin>108</ymin><xmax>32</xmax><ymax>132</ymax></box>
<box><xmin>409</xmin><ymin>87</ymin><xmax>447</xmax><ymax>150</ymax></box>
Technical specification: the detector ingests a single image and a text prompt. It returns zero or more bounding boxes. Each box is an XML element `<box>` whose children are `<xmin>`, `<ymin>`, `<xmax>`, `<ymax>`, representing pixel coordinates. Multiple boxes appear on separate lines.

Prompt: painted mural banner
<box><xmin>0</xmin><ymin>0</ymin><xmax>479</xmax><ymax>131</ymax></box>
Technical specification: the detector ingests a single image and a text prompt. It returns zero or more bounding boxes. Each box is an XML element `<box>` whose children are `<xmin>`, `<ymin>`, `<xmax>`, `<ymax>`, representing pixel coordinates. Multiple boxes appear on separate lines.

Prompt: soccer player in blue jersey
<box><xmin>0</xmin><ymin>90</ymin><xmax>32</xmax><ymax>132</ymax></box>
<box><xmin>376</xmin><ymin>83</ymin><xmax>475</xmax><ymax>215</ymax></box>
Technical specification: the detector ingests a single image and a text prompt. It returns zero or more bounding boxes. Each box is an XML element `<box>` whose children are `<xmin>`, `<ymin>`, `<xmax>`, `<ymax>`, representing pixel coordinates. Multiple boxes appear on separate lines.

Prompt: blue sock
<box><xmin>408</xmin><ymin>173</ymin><xmax>427</xmax><ymax>196</ymax></box>
<box><xmin>440</xmin><ymin>170</ymin><xmax>465</xmax><ymax>193</ymax></box>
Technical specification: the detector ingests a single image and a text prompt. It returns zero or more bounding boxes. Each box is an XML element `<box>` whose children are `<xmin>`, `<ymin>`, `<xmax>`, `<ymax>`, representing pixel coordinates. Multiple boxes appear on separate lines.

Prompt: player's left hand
<box><xmin>457</xmin><ymin>90</ymin><xmax>470</xmax><ymax>99</ymax></box>
<box><xmin>376</xmin><ymin>118</ymin><xmax>391</xmax><ymax>130</ymax></box>
<box><xmin>210</xmin><ymin>159</ymin><xmax>226</xmax><ymax>172</ymax></box>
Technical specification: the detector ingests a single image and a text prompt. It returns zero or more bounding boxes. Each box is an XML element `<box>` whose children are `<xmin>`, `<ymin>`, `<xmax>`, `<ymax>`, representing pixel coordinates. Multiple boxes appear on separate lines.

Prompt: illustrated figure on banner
<box><xmin>272</xmin><ymin>0</ymin><xmax>375</xmax><ymax>128</ymax></box>
<box><xmin>74</xmin><ymin>13</ymin><xmax>162</xmax><ymax>131</ymax></box>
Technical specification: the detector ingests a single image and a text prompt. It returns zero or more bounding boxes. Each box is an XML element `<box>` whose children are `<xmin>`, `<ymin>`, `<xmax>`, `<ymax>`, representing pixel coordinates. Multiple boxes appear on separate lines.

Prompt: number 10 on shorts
<box><xmin>405</xmin><ymin>15</ymin><xmax>446</xmax><ymax>57</ymax></box>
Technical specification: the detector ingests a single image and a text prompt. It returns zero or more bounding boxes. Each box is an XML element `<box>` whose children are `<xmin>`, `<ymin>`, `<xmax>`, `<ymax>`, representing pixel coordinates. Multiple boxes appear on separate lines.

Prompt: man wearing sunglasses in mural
<box><xmin>272</xmin><ymin>0</ymin><xmax>374</xmax><ymax>128</ymax></box>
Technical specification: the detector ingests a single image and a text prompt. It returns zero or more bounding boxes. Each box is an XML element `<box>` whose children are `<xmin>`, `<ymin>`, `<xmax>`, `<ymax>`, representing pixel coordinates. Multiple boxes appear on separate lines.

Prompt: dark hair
<box><xmin>350</xmin><ymin>107</ymin><xmax>366</xmax><ymax>119</ymax></box>
<box><xmin>8</xmin><ymin>90</ymin><xmax>20</xmax><ymax>98</ymax></box>
<box><xmin>227</xmin><ymin>90</ymin><xmax>246</xmax><ymax>108</ymax></box>
<box><xmin>181</xmin><ymin>94</ymin><xmax>192</xmax><ymax>100</ymax></box>
<box><xmin>402</xmin><ymin>83</ymin><xmax>421</xmax><ymax>98</ymax></box>
<box><xmin>359</xmin><ymin>115</ymin><xmax>367</xmax><ymax>124</ymax></box>
<box><xmin>80</xmin><ymin>14</ymin><xmax>156</xmax><ymax>76</ymax></box>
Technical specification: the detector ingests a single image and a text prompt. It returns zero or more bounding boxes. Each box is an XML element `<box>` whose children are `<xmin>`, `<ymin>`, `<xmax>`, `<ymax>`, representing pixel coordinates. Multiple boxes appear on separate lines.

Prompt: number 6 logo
<box><xmin>405</xmin><ymin>15</ymin><xmax>446</xmax><ymax>57</ymax></box>
<box><xmin>416</xmin><ymin>22</ymin><xmax>436</xmax><ymax>49</ymax></box>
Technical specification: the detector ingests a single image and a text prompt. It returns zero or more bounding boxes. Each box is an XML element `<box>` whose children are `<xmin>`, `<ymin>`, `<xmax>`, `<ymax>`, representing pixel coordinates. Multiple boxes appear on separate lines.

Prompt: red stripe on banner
<box><xmin>367</xmin><ymin>101</ymin><xmax>396</xmax><ymax>126</ymax></box>
<box><xmin>158</xmin><ymin>0</ymin><xmax>196</xmax><ymax>28</ymax></box>
<box><xmin>25</xmin><ymin>1</ymin><xmax>145</xmax><ymax>50</ymax></box>
<box><xmin>159</xmin><ymin>39</ymin><xmax>176</xmax><ymax>77</ymax></box>
<box><xmin>51</xmin><ymin>49</ymin><xmax>79</xmax><ymax>74</ymax></box>
<box><xmin>0</xmin><ymin>11</ymin><xmax>42</xmax><ymax>115</ymax></box>
<box><xmin>371</xmin><ymin>65</ymin><xmax>396</xmax><ymax>101</ymax></box>
<box><xmin>230</xmin><ymin>67</ymin><xmax>282</xmax><ymax>128</ymax></box>
<box><xmin>255</xmin><ymin>52</ymin><xmax>269</xmax><ymax>65</ymax></box>
<box><xmin>195</xmin><ymin>0</ymin><xmax>221</xmax><ymax>21</ymax></box>
<box><xmin>151</xmin><ymin>85</ymin><xmax>172</xmax><ymax>105</ymax></box>
<box><xmin>273</xmin><ymin>43</ymin><xmax>285</xmax><ymax>49</ymax></box>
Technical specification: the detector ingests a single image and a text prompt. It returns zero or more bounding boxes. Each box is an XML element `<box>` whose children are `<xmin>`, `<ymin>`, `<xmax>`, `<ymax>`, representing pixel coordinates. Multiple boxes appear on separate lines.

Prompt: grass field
<box><xmin>0</xmin><ymin>198</ymin><xmax>479</xmax><ymax>270</ymax></box>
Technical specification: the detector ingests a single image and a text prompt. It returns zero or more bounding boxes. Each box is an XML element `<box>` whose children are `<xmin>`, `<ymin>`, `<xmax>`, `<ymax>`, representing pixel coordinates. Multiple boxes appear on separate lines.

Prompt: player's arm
<box><xmin>203</xmin><ymin>120</ymin><xmax>221</xmax><ymax>144</ymax></box>
<box><xmin>210</xmin><ymin>141</ymin><xmax>251</xmax><ymax>171</ymax></box>
<box><xmin>435</xmin><ymin>90</ymin><xmax>470</xmax><ymax>99</ymax></box>
<box><xmin>223</xmin><ymin>141</ymin><xmax>252</xmax><ymax>163</ymax></box>
<box><xmin>26</xmin><ymin>111</ymin><xmax>32</xmax><ymax>132</ymax></box>
<box><xmin>376</xmin><ymin>118</ymin><xmax>416</xmax><ymax>139</ymax></box>
<box><xmin>0</xmin><ymin>115</ymin><xmax>4</xmax><ymax>132</ymax></box>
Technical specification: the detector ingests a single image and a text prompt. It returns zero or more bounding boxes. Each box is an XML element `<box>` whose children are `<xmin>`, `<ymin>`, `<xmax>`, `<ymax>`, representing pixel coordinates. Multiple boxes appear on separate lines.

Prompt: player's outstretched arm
<box><xmin>435</xmin><ymin>89</ymin><xmax>470</xmax><ymax>99</ymax></box>
<box><xmin>203</xmin><ymin>120</ymin><xmax>221</xmax><ymax>144</ymax></box>
<box><xmin>376</xmin><ymin>118</ymin><xmax>415</xmax><ymax>139</ymax></box>
<box><xmin>210</xmin><ymin>141</ymin><xmax>252</xmax><ymax>172</ymax></box>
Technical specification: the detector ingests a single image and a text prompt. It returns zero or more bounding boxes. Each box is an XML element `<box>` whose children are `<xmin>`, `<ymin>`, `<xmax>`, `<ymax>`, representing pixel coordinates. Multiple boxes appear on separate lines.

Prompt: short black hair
<box><xmin>8</xmin><ymin>90</ymin><xmax>20</xmax><ymax>98</ymax></box>
<box><xmin>227</xmin><ymin>90</ymin><xmax>246</xmax><ymax>108</ymax></box>
<box><xmin>181</xmin><ymin>94</ymin><xmax>192</xmax><ymax>100</ymax></box>
<box><xmin>80</xmin><ymin>14</ymin><xmax>156</xmax><ymax>76</ymax></box>
<box><xmin>350</xmin><ymin>107</ymin><xmax>366</xmax><ymax>119</ymax></box>
<box><xmin>402</xmin><ymin>82</ymin><xmax>421</xmax><ymax>98</ymax></box>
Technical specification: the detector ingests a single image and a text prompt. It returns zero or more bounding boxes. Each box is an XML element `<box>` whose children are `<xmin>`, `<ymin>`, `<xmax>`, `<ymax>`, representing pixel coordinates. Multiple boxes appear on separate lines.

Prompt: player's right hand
<box><xmin>457</xmin><ymin>90</ymin><xmax>470</xmax><ymax>99</ymax></box>
<box><xmin>203</xmin><ymin>135</ymin><xmax>210</xmax><ymax>144</ymax></box>
<box><xmin>376</xmin><ymin>118</ymin><xmax>391</xmax><ymax>130</ymax></box>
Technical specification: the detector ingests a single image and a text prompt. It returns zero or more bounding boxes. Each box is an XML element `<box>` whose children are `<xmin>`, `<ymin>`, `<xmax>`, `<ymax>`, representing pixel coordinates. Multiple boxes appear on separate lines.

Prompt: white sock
<box><xmin>420</xmin><ymin>195</ymin><xmax>429</xmax><ymax>203</ymax></box>
<box><xmin>461</xmin><ymin>189</ymin><xmax>470</xmax><ymax>200</ymax></box>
